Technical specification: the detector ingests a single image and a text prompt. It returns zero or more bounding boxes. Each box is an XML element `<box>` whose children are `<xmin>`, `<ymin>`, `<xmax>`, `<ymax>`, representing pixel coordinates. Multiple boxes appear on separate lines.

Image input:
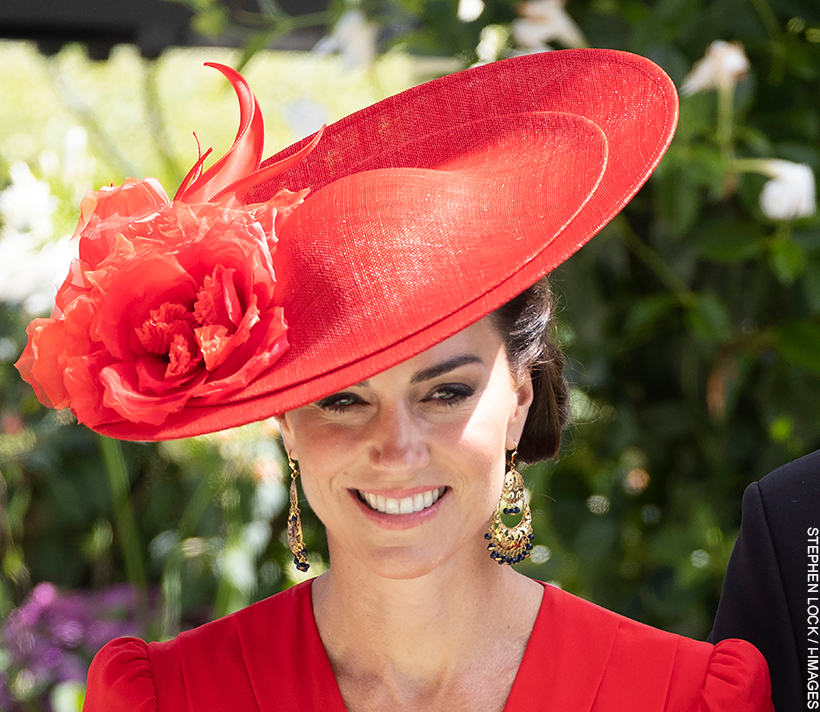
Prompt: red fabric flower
<box><xmin>15</xmin><ymin>63</ymin><xmax>320</xmax><ymax>428</ymax></box>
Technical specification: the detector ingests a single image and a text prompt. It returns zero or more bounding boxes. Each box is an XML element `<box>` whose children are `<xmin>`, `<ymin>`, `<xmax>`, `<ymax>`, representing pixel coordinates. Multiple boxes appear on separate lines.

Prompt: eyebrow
<box><xmin>410</xmin><ymin>355</ymin><xmax>484</xmax><ymax>384</ymax></box>
<box><xmin>351</xmin><ymin>354</ymin><xmax>484</xmax><ymax>389</ymax></box>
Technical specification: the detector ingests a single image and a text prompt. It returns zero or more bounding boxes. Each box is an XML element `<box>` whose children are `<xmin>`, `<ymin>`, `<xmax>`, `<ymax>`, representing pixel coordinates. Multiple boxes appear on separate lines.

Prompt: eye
<box><xmin>424</xmin><ymin>383</ymin><xmax>475</xmax><ymax>406</ymax></box>
<box><xmin>315</xmin><ymin>392</ymin><xmax>366</xmax><ymax>413</ymax></box>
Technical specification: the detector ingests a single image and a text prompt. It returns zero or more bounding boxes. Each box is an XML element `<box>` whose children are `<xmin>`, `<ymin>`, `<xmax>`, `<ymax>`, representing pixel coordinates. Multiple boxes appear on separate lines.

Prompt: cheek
<box><xmin>290</xmin><ymin>429</ymin><xmax>360</xmax><ymax>514</ymax></box>
<box><xmin>297</xmin><ymin>471</ymin><xmax>324</xmax><ymax>515</ymax></box>
<box><xmin>460</xmin><ymin>394</ymin><xmax>516</xmax><ymax>450</ymax></box>
<box><xmin>457</xmin><ymin>401</ymin><xmax>515</xmax><ymax>493</ymax></box>
<box><xmin>295</xmin><ymin>460</ymin><xmax>340</xmax><ymax>533</ymax></box>
<box><xmin>284</xmin><ymin>411</ymin><xmax>355</xmax><ymax>461</ymax></box>
<box><xmin>455</xmin><ymin>420</ymin><xmax>508</xmax><ymax>485</ymax></box>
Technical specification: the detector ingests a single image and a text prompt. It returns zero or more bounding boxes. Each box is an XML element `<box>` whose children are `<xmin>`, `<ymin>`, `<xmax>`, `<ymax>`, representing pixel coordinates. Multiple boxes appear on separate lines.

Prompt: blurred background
<box><xmin>1</xmin><ymin>0</ymin><xmax>819</xmax><ymax>709</ymax></box>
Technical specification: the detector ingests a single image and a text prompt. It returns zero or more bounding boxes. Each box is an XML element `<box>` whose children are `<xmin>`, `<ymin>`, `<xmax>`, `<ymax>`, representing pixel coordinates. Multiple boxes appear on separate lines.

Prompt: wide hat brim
<box><xmin>100</xmin><ymin>49</ymin><xmax>678</xmax><ymax>440</ymax></box>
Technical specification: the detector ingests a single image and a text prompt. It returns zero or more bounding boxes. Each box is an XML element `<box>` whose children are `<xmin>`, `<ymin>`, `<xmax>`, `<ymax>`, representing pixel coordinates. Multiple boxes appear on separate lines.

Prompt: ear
<box><xmin>506</xmin><ymin>372</ymin><xmax>534</xmax><ymax>451</ymax></box>
<box><xmin>275</xmin><ymin>413</ymin><xmax>297</xmax><ymax>459</ymax></box>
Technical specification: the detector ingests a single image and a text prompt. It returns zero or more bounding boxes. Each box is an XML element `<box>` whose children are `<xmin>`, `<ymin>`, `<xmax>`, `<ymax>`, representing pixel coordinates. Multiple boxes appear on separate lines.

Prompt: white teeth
<box><xmin>359</xmin><ymin>487</ymin><xmax>445</xmax><ymax>515</ymax></box>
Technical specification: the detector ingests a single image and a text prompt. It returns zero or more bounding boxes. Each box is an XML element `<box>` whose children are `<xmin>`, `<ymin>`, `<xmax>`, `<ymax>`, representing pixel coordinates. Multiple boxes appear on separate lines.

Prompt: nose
<box><xmin>368</xmin><ymin>402</ymin><xmax>430</xmax><ymax>471</ymax></box>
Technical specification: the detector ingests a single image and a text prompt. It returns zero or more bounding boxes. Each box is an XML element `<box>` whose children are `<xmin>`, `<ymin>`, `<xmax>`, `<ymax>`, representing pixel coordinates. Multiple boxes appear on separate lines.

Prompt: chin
<box><xmin>350</xmin><ymin>539</ymin><xmax>488</xmax><ymax>581</ymax></box>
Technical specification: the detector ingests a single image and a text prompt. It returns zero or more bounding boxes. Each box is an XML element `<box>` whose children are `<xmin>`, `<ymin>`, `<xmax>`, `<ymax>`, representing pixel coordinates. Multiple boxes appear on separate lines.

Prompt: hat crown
<box><xmin>265</xmin><ymin>111</ymin><xmax>608</xmax><ymax>401</ymax></box>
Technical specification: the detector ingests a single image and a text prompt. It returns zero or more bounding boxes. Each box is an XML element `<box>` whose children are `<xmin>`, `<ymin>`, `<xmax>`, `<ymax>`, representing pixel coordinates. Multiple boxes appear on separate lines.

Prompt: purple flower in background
<box><xmin>0</xmin><ymin>582</ymin><xmax>147</xmax><ymax>710</ymax></box>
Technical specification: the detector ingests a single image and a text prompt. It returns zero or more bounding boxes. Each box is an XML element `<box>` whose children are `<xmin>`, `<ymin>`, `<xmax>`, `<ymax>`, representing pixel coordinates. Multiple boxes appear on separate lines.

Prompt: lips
<box><xmin>357</xmin><ymin>487</ymin><xmax>446</xmax><ymax>515</ymax></box>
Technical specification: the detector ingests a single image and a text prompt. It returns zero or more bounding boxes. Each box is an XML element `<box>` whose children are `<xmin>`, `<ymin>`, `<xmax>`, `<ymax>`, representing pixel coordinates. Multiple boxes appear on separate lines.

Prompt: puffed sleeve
<box><xmin>84</xmin><ymin>637</ymin><xmax>158</xmax><ymax>712</ymax></box>
<box><xmin>699</xmin><ymin>639</ymin><xmax>774</xmax><ymax>712</ymax></box>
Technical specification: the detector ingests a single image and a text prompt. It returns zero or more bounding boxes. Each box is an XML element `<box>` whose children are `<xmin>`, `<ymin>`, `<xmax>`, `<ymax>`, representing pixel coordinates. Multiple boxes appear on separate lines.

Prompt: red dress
<box><xmin>84</xmin><ymin>580</ymin><xmax>773</xmax><ymax>711</ymax></box>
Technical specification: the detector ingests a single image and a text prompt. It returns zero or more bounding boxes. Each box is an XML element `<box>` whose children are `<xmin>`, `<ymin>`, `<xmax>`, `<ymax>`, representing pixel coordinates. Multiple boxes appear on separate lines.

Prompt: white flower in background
<box><xmin>283</xmin><ymin>97</ymin><xmax>330</xmax><ymax>140</ymax></box>
<box><xmin>474</xmin><ymin>24</ymin><xmax>510</xmax><ymax>65</ymax></box>
<box><xmin>313</xmin><ymin>10</ymin><xmax>378</xmax><ymax>70</ymax></box>
<box><xmin>219</xmin><ymin>543</ymin><xmax>257</xmax><ymax>595</ymax></box>
<box><xmin>0</xmin><ymin>228</ymin><xmax>74</xmax><ymax>314</ymax></box>
<box><xmin>458</xmin><ymin>0</ymin><xmax>485</xmax><ymax>22</ymax></box>
<box><xmin>50</xmin><ymin>680</ymin><xmax>85</xmax><ymax>712</ymax></box>
<box><xmin>0</xmin><ymin>161</ymin><xmax>56</xmax><ymax>242</ymax></box>
<box><xmin>36</xmin><ymin>127</ymin><xmax>95</xmax><ymax>204</ymax></box>
<box><xmin>511</xmin><ymin>0</ymin><xmax>587</xmax><ymax>51</ymax></box>
<box><xmin>61</xmin><ymin>126</ymin><xmax>94</xmax><ymax>201</ymax></box>
<box><xmin>681</xmin><ymin>40</ymin><xmax>750</xmax><ymax>95</ymax></box>
<box><xmin>0</xmin><ymin>161</ymin><xmax>74</xmax><ymax>314</ymax></box>
<box><xmin>757</xmin><ymin>159</ymin><xmax>816</xmax><ymax>220</ymax></box>
<box><xmin>200</xmin><ymin>417</ymin><xmax>283</xmax><ymax>475</ymax></box>
<box><xmin>38</xmin><ymin>149</ymin><xmax>60</xmax><ymax>182</ymax></box>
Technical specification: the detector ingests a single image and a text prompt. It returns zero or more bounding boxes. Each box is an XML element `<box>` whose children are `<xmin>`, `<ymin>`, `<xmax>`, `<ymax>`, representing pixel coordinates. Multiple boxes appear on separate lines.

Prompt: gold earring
<box><xmin>287</xmin><ymin>454</ymin><xmax>310</xmax><ymax>572</ymax></box>
<box><xmin>485</xmin><ymin>446</ymin><xmax>533</xmax><ymax>565</ymax></box>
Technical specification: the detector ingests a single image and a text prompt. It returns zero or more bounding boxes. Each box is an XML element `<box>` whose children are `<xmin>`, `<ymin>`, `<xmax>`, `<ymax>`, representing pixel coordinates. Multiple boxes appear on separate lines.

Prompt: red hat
<box><xmin>16</xmin><ymin>50</ymin><xmax>678</xmax><ymax>441</ymax></box>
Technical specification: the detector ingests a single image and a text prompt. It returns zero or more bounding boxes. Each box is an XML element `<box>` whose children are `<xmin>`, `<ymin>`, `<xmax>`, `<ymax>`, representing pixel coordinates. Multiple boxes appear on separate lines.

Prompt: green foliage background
<box><xmin>1</xmin><ymin>0</ymin><xmax>820</xmax><ymax>704</ymax></box>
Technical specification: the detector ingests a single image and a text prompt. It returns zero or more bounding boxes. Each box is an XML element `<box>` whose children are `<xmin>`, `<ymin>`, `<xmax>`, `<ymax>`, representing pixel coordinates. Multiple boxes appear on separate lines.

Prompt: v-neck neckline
<box><xmin>233</xmin><ymin>578</ymin><xmax>620</xmax><ymax>711</ymax></box>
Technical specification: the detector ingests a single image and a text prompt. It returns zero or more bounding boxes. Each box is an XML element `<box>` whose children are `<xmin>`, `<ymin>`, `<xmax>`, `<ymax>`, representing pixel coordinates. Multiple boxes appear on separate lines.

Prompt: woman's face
<box><xmin>277</xmin><ymin>316</ymin><xmax>533</xmax><ymax>579</ymax></box>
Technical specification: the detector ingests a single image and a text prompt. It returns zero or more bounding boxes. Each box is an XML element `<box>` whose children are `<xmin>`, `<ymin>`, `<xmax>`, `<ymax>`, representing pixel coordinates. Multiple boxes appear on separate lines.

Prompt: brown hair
<box><xmin>491</xmin><ymin>277</ymin><xmax>569</xmax><ymax>463</ymax></box>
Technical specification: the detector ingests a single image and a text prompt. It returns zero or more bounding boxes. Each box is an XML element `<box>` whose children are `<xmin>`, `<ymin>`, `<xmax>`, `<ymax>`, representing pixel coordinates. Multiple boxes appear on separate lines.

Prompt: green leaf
<box><xmin>736</xmin><ymin>126</ymin><xmax>774</xmax><ymax>156</ymax></box>
<box><xmin>774</xmin><ymin>322</ymin><xmax>820</xmax><ymax>374</ymax></box>
<box><xmin>692</xmin><ymin>218</ymin><xmax>764</xmax><ymax>263</ymax></box>
<box><xmin>793</xmin><ymin>228</ymin><xmax>820</xmax><ymax>252</ymax></box>
<box><xmin>768</xmin><ymin>415</ymin><xmax>794</xmax><ymax>443</ymax></box>
<box><xmin>802</xmin><ymin>259</ymin><xmax>820</xmax><ymax>313</ymax></box>
<box><xmin>769</xmin><ymin>239</ymin><xmax>807</xmax><ymax>285</ymax></box>
<box><xmin>645</xmin><ymin>43</ymin><xmax>690</xmax><ymax>86</ymax></box>
<box><xmin>686</xmin><ymin>145</ymin><xmax>726</xmax><ymax>192</ymax></box>
<box><xmin>192</xmin><ymin>5</ymin><xmax>229</xmax><ymax>37</ymax></box>
<box><xmin>624</xmin><ymin>294</ymin><xmax>677</xmax><ymax>334</ymax></box>
<box><xmin>685</xmin><ymin>293</ymin><xmax>731</xmax><ymax>343</ymax></box>
<box><xmin>676</xmin><ymin>92</ymin><xmax>717</xmax><ymax>140</ymax></box>
<box><xmin>236</xmin><ymin>32</ymin><xmax>282</xmax><ymax>75</ymax></box>
<box><xmin>654</xmin><ymin>167</ymin><xmax>702</xmax><ymax>236</ymax></box>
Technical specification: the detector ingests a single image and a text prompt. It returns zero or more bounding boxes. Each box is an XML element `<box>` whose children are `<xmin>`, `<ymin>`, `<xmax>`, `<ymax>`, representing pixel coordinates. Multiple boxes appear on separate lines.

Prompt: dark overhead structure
<box><xmin>0</xmin><ymin>0</ymin><xmax>329</xmax><ymax>59</ymax></box>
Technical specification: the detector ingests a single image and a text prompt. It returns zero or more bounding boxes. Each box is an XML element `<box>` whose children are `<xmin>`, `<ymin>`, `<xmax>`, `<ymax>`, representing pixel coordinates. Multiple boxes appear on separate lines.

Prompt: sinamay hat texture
<box><xmin>16</xmin><ymin>49</ymin><xmax>678</xmax><ymax>441</ymax></box>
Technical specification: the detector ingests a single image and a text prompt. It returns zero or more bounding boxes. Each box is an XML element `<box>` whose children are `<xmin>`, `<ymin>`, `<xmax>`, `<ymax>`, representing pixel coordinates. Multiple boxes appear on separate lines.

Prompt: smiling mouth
<box><xmin>357</xmin><ymin>487</ymin><xmax>446</xmax><ymax>515</ymax></box>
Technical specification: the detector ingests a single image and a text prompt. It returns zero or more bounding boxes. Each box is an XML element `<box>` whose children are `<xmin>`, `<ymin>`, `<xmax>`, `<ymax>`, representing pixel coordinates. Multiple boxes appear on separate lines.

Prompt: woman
<box><xmin>16</xmin><ymin>51</ymin><xmax>773</xmax><ymax>710</ymax></box>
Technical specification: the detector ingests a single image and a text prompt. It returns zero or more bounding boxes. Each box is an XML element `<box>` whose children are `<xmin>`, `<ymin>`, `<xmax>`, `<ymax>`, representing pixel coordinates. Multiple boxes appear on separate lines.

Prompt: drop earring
<box><xmin>287</xmin><ymin>454</ymin><xmax>310</xmax><ymax>572</ymax></box>
<box><xmin>485</xmin><ymin>446</ymin><xmax>534</xmax><ymax>565</ymax></box>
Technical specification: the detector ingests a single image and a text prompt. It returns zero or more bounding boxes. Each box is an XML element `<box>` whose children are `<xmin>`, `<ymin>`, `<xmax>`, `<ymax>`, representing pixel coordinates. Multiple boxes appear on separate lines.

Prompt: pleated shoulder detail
<box><xmin>698</xmin><ymin>639</ymin><xmax>774</xmax><ymax>712</ymax></box>
<box><xmin>84</xmin><ymin>637</ymin><xmax>159</xmax><ymax>712</ymax></box>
